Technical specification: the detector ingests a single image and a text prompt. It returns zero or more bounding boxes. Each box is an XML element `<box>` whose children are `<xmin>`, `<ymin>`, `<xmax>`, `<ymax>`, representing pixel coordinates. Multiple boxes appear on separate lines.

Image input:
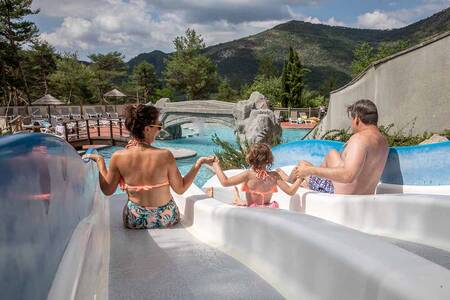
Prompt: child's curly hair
<box><xmin>246</xmin><ymin>143</ymin><xmax>273</xmax><ymax>170</ymax></box>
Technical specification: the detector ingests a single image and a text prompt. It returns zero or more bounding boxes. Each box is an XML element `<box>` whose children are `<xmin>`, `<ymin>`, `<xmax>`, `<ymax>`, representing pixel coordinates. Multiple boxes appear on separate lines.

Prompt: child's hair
<box><xmin>246</xmin><ymin>143</ymin><xmax>273</xmax><ymax>170</ymax></box>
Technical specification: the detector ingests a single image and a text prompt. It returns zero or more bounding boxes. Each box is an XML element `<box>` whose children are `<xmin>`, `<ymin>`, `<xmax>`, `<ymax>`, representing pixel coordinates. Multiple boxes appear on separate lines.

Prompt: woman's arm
<box><xmin>276</xmin><ymin>175</ymin><xmax>304</xmax><ymax>196</ymax></box>
<box><xmin>84</xmin><ymin>153</ymin><xmax>121</xmax><ymax>196</ymax></box>
<box><xmin>168</xmin><ymin>152</ymin><xmax>213</xmax><ymax>194</ymax></box>
<box><xmin>212</xmin><ymin>158</ymin><xmax>248</xmax><ymax>187</ymax></box>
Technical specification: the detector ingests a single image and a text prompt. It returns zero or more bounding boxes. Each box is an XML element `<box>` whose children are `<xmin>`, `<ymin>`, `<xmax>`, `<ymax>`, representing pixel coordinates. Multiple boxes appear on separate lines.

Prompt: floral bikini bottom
<box><xmin>123</xmin><ymin>199</ymin><xmax>180</xmax><ymax>229</ymax></box>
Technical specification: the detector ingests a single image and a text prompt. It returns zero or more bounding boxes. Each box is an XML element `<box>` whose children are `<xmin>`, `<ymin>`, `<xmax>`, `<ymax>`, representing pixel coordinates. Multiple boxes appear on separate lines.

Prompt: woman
<box><xmin>83</xmin><ymin>104</ymin><xmax>213</xmax><ymax>229</ymax></box>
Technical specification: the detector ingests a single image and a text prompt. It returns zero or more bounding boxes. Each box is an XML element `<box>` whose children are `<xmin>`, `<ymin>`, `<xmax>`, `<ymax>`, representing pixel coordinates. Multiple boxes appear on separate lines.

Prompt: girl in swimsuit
<box><xmin>212</xmin><ymin>143</ymin><xmax>303</xmax><ymax>208</ymax></box>
<box><xmin>83</xmin><ymin>104</ymin><xmax>214</xmax><ymax>229</ymax></box>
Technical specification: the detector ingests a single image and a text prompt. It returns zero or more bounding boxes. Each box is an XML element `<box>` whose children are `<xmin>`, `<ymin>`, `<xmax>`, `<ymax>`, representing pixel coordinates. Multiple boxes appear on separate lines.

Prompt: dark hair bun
<box><xmin>124</xmin><ymin>104</ymin><xmax>159</xmax><ymax>140</ymax></box>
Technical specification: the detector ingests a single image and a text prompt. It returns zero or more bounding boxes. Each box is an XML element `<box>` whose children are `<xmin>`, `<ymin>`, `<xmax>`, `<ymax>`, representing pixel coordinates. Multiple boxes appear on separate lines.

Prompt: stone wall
<box><xmin>312</xmin><ymin>32</ymin><xmax>450</xmax><ymax>137</ymax></box>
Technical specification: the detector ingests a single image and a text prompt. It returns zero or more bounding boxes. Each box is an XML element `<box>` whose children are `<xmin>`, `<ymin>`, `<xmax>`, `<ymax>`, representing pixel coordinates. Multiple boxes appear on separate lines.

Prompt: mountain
<box><xmin>127</xmin><ymin>7</ymin><xmax>450</xmax><ymax>91</ymax></box>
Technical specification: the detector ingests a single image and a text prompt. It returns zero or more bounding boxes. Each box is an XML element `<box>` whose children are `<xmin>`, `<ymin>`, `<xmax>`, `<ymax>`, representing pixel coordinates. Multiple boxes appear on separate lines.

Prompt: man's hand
<box><xmin>293</xmin><ymin>160</ymin><xmax>314</xmax><ymax>179</ymax></box>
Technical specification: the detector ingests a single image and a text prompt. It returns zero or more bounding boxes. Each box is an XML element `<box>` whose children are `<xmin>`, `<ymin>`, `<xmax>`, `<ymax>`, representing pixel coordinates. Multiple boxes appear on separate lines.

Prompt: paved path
<box><xmin>108</xmin><ymin>194</ymin><xmax>283</xmax><ymax>300</ymax></box>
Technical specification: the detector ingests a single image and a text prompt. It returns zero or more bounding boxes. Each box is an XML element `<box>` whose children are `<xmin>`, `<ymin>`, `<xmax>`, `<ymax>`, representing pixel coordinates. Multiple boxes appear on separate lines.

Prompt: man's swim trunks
<box><xmin>308</xmin><ymin>176</ymin><xmax>335</xmax><ymax>193</ymax></box>
<box><xmin>123</xmin><ymin>199</ymin><xmax>180</xmax><ymax>229</ymax></box>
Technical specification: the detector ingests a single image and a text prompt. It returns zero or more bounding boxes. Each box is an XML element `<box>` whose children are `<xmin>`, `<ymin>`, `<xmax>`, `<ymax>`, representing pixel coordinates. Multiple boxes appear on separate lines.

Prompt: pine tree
<box><xmin>164</xmin><ymin>28</ymin><xmax>218</xmax><ymax>100</ymax></box>
<box><xmin>88</xmin><ymin>51</ymin><xmax>127</xmax><ymax>103</ymax></box>
<box><xmin>0</xmin><ymin>0</ymin><xmax>39</xmax><ymax>104</ymax></box>
<box><xmin>281</xmin><ymin>47</ymin><xmax>310</xmax><ymax>108</ymax></box>
<box><xmin>132</xmin><ymin>62</ymin><xmax>159</xmax><ymax>103</ymax></box>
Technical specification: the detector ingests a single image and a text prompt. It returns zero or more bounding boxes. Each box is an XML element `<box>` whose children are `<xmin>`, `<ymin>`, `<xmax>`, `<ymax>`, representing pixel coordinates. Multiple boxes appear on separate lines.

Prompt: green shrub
<box><xmin>212</xmin><ymin>133</ymin><xmax>250</xmax><ymax>170</ymax></box>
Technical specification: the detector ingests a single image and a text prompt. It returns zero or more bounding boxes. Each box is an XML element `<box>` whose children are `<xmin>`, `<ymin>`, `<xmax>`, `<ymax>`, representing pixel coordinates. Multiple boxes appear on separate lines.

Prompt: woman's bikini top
<box><xmin>119</xmin><ymin>178</ymin><xmax>169</xmax><ymax>192</ymax></box>
<box><xmin>119</xmin><ymin>138</ymin><xmax>169</xmax><ymax>192</ymax></box>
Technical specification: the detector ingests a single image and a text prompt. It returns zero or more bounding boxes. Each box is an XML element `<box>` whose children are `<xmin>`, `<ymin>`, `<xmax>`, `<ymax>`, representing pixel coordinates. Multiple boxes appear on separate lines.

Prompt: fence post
<box><xmin>63</xmin><ymin>122</ymin><xmax>68</xmax><ymax>141</ymax></box>
<box><xmin>308</xmin><ymin>107</ymin><xmax>311</xmax><ymax>118</ymax></box>
<box><xmin>86</xmin><ymin>119</ymin><xmax>92</xmax><ymax>145</ymax></box>
<box><xmin>96</xmin><ymin>119</ymin><xmax>100</xmax><ymax>136</ymax></box>
<box><xmin>75</xmin><ymin>120</ymin><xmax>80</xmax><ymax>139</ymax></box>
<box><xmin>109</xmin><ymin>120</ymin><xmax>114</xmax><ymax>145</ymax></box>
<box><xmin>119</xmin><ymin>118</ymin><xmax>123</xmax><ymax>136</ymax></box>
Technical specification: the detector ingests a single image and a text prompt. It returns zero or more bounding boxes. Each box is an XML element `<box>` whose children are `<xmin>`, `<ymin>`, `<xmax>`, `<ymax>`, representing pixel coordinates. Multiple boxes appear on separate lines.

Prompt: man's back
<box><xmin>333</xmin><ymin>128</ymin><xmax>388</xmax><ymax>194</ymax></box>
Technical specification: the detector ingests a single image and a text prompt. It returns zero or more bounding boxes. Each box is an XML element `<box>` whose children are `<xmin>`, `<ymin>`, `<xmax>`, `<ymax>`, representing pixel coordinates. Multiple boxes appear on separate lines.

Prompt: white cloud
<box><xmin>357</xmin><ymin>0</ymin><xmax>450</xmax><ymax>29</ymax></box>
<box><xmin>357</xmin><ymin>10</ymin><xmax>406</xmax><ymax>29</ymax></box>
<box><xmin>304</xmin><ymin>16</ymin><xmax>345</xmax><ymax>26</ymax></box>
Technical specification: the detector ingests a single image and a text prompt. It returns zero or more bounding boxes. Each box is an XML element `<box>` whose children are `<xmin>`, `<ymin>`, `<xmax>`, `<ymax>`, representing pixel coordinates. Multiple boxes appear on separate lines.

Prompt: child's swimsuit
<box><xmin>120</xmin><ymin>180</ymin><xmax>180</xmax><ymax>229</ymax></box>
<box><xmin>241</xmin><ymin>182</ymin><xmax>279</xmax><ymax>208</ymax></box>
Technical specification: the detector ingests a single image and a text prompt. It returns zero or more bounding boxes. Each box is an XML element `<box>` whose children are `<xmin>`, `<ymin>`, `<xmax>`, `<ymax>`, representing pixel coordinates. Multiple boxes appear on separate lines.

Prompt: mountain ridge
<box><xmin>127</xmin><ymin>7</ymin><xmax>450</xmax><ymax>91</ymax></box>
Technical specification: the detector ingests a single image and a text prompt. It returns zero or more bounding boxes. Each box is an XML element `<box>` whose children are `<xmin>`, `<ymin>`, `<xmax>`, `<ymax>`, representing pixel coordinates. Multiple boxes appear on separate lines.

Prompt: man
<box><xmin>281</xmin><ymin>99</ymin><xmax>389</xmax><ymax>195</ymax></box>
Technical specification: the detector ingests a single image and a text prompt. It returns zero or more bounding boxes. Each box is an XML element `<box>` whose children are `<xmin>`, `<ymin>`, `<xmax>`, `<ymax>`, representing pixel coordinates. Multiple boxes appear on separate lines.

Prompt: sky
<box><xmin>29</xmin><ymin>0</ymin><xmax>450</xmax><ymax>61</ymax></box>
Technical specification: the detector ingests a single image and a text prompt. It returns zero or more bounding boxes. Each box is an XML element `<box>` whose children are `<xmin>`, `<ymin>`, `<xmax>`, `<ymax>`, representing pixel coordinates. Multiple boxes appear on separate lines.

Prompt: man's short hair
<box><xmin>347</xmin><ymin>99</ymin><xmax>378</xmax><ymax>125</ymax></box>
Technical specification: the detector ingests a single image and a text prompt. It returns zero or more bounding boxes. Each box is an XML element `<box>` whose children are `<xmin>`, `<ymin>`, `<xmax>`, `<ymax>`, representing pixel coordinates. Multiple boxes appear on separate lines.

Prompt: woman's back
<box><xmin>115</xmin><ymin>145</ymin><xmax>172</xmax><ymax>207</ymax></box>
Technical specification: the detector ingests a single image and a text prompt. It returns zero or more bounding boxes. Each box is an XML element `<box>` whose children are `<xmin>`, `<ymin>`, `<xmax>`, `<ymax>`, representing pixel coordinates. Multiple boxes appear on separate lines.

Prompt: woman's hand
<box><xmin>195</xmin><ymin>156</ymin><xmax>215</xmax><ymax>168</ymax></box>
<box><xmin>82</xmin><ymin>153</ymin><xmax>104</xmax><ymax>163</ymax></box>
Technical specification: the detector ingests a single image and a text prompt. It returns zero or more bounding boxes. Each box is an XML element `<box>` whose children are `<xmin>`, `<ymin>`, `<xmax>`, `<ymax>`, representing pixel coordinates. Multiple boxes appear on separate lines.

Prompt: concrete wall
<box><xmin>314</xmin><ymin>32</ymin><xmax>450</xmax><ymax>136</ymax></box>
<box><xmin>0</xmin><ymin>134</ymin><xmax>100</xmax><ymax>299</ymax></box>
<box><xmin>271</xmin><ymin>140</ymin><xmax>450</xmax><ymax>186</ymax></box>
<box><xmin>174</xmin><ymin>185</ymin><xmax>450</xmax><ymax>299</ymax></box>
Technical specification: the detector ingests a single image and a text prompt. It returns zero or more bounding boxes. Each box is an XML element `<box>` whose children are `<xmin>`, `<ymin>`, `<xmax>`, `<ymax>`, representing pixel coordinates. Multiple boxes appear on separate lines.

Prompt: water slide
<box><xmin>1</xmin><ymin>134</ymin><xmax>449</xmax><ymax>299</ymax></box>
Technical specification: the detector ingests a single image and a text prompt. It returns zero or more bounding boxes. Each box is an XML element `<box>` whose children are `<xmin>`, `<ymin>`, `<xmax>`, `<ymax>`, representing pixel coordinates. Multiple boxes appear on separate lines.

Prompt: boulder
<box><xmin>419</xmin><ymin>134</ymin><xmax>449</xmax><ymax>145</ymax></box>
<box><xmin>241</xmin><ymin>109</ymin><xmax>282</xmax><ymax>145</ymax></box>
<box><xmin>158</xmin><ymin>124</ymin><xmax>182</xmax><ymax>140</ymax></box>
<box><xmin>234</xmin><ymin>92</ymin><xmax>282</xmax><ymax>146</ymax></box>
<box><xmin>154</xmin><ymin>98</ymin><xmax>170</xmax><ymax>109</ymax></box>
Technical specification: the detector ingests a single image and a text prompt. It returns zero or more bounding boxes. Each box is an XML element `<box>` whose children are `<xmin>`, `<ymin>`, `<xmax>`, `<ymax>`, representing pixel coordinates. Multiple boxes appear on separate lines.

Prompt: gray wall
<box><xmin>0</xmin><ymin>133</ymin><xmax>98</xmax><ymax>300</ymax></box>
<box><xmin>313</xmin><ymin>32</ymin><xmax>450</xmax><ymax>137</ymax></box>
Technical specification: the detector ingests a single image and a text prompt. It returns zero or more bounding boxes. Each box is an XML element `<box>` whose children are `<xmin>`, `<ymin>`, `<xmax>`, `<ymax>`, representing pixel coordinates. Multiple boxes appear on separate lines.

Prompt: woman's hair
<box><xmin>246</xmin><ymin>143</ymin><xmax>274</xmax><ymax>170</ymax></box>
<box><xmin>124</xmin><ymin>104</ymin><xmax>159</xmax><ymax>140</ymax></box>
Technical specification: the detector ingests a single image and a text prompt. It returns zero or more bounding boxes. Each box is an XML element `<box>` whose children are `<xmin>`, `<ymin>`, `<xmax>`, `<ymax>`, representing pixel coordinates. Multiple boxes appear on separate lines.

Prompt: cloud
<box><xmin>304</xmin><ymin>16</ymin><xmax>345</xmax><ymax>26</ymax></box>
<box><xmin>357</xmin><ymin>0</ymin><xmax>450</xmax><ymax>29</ymax></box>
<box><xmin>34</xmin><ymin>0</ymin><xmax>332</xmax><ymax>59</ymax></box>
<box><xmin>357</xmin><ymin>10</ymin><xmax>406</xmax><ymax>29</ymax></box>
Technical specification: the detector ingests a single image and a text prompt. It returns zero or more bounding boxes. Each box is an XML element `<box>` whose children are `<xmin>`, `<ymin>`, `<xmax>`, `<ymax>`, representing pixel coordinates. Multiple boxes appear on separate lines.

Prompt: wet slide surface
<box><xmin>108</xmin><ymin>194</ymin><xmax>283</xmax><ymax>300</ymax></box>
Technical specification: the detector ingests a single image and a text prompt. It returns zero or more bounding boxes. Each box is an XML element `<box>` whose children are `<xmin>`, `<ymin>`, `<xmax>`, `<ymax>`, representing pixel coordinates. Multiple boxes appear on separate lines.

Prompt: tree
<box><xmin>350</xmin><ymin>42</ymin><xmax>374</xmax><ymax>76</ymax></box>
<box><xmin>0</xmin><ymin>0</ymin><xmax>39</xmax><ymax>104</ymax></box>
<box><xmin>281</xmin><ymin>47</ymin><xmax>310</xmax><ymax>107</ymax></box>
<box><xmin>217</xmin><ymin>79</ymin><xmax>238</xmax><ymax>102</ymax></box>
<box><xmin>132</xmin><ymin>62</ymin><xmax>159</xmax><ymax>103</ymax></box>
<box><xmin>164</xmin><ymin>28</ymin><xmax>218</xmax><ymax>100</ymax></box>
<box><xmin>88</xmin><ymin>51</ymin><xmax>127</xmax><ymax>103</ymax></box>
<box><xmin>351</xmin><ymin>41</ymin><xmax>409</xmax><ymax>77</ymax></box>
<box><xmin>243</xmin><ymin>75</ymin><xmax>283</xmax><ymax>106</ymax></box>
<box><xmin>257</xmin><ymin>52</ymin><xmax>278</xmax><ymax>78</ymax></box>
<box><xmin>23</xmin><ymin>41</ymin><xmax>58</xmax><ymax>97</ymax></box>
<box><xmin>49</xmin><ymin>53</ymin><xmax>94</xmax><ymax>104</ymax></box>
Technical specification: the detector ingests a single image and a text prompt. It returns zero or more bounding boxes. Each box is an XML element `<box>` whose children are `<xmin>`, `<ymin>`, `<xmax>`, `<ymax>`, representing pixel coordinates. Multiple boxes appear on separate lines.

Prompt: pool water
<box><xmin>99</xmin><ymin>123</ymin><xmax>309</xmax><ymax>189</ymax></box>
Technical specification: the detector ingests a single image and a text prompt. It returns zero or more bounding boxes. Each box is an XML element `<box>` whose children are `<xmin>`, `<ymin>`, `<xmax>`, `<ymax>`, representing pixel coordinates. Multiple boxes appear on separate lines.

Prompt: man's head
<box><xmin>347</xmin><ymin>99</ymin><xmax>378</xmax><ymax>132</ymax></box>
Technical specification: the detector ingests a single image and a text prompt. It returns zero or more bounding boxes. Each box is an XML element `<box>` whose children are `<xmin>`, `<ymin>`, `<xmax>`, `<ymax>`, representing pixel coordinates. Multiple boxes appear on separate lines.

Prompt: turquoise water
<box><xmin>99</xmin><ymin>124</ymin><xmax>309</xmax><ymax>188</ymax></box>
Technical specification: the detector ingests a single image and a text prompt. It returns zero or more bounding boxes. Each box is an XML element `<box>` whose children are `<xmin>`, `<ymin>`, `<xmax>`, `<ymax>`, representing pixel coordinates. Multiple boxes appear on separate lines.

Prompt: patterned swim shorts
<box><xmin>123</xmin><ymin>199</ymin><xmax>180</xmax><ymax>229</ymax></box>
<box><xmin>308</xmin><ymin>176</ymin><xmax>335</xmax><ymax>194</ymax></box>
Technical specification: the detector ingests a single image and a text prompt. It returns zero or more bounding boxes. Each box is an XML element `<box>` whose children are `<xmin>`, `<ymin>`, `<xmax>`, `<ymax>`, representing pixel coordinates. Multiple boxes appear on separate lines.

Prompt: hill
<box><xmin>127</xmin><ymin>7</ymin><xmax>450</xmax><ymax>92</ymax></box>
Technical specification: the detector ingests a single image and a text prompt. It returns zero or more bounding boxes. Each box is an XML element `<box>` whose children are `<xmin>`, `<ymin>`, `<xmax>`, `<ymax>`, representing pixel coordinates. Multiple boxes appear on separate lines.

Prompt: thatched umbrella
<box><xmin>104</xmin><ymin>89</ymin><xmax>126</xmax><ymax>103</ymax></box>
<box><xmin>32</xmin><ymin>94</ymin><xmax>64</xmax><ymax>123</ymax></box>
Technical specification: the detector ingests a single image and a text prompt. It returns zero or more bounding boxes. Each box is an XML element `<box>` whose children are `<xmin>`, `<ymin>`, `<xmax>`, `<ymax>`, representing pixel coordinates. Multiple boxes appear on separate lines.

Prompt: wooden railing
<box><xmin>62</xmin><ymin>118</ymin><xmax>131</xmax><ymax>148</ymax></box>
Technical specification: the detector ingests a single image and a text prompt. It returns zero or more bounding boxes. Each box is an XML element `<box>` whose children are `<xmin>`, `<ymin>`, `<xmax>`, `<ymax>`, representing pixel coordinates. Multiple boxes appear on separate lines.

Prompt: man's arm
<box><xmin>296</xmin><ymin>140</ymin><xmax>367</xmax><ymax>183</ymax></box>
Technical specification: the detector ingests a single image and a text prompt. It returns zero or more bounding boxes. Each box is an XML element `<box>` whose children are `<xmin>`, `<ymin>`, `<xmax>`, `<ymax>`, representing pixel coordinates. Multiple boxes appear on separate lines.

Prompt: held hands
<box><xmin>293</xmin><ymin>160</ymin><xmax>314</xmax><ymax>179</ymax></box>
<box><xmin>195</xmin><ymin>156</ymin><xmax>216</xmax><ymax>168</ymax></box>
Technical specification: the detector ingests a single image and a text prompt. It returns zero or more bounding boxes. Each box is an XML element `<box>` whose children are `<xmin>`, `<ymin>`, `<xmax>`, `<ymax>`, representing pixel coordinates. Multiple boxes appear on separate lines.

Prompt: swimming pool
<box><xmin>99</xmin><ymin>124</ymin><xmax>309</xmax><ymax>188</ymax></box>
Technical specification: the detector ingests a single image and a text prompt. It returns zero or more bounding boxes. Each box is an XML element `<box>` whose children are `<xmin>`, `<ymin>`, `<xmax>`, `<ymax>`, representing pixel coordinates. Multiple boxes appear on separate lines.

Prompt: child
<box><xmin>212</xmin><ymin>143</ymin><xmax>303</xmax><ymax>208</ymax></box>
